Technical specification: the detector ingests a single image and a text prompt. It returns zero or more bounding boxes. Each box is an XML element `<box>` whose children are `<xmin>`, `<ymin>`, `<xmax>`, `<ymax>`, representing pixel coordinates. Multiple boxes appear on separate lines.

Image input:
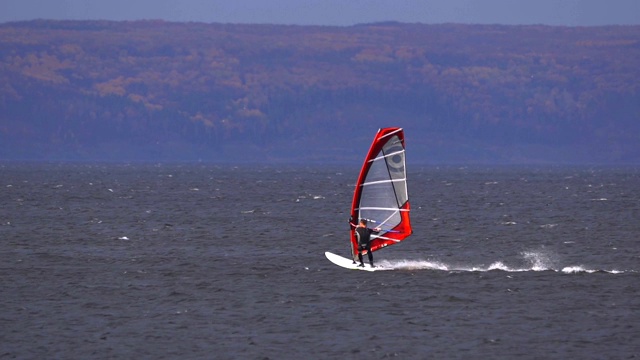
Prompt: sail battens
<box><xmin>362</xmin><ymin>177</ymin><xmax>406</xmax><ymax>186</ymax></box>
<box><xmin>377</xmin><ymin>128</ymin><xmax>403</xmax><ymax>140</ymax></box>
<box><xmin>370</xmin><ymin>149</ymin><xmax>405</xmax><ymax>162</ymax></box>
<box><xmin>372</xmin><ymin>236</ymin><xmax>403</xmax><ymax>242</ymax></box>
<box><xmin>358</xmin><ymin>206</ymin><xmax>409</xmax><ymax>211</ymax></box>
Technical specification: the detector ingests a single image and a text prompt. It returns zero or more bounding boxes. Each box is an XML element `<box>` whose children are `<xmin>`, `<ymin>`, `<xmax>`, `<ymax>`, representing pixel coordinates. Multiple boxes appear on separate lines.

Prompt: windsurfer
<box><xmin>355</xmin><ymin>219</ymin><xmax>380</xmax><ymax>267</ymax></box>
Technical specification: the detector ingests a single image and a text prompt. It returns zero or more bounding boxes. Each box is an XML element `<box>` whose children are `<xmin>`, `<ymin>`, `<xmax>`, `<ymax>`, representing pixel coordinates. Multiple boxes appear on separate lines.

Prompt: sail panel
<box><xmin>349</xmin><ymin>128</ymin><xmax>412</xmax><ymax>259</ymax></box>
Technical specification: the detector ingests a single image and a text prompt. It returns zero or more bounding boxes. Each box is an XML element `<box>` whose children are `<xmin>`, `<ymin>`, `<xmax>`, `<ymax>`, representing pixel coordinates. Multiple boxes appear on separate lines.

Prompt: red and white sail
<box><xmin>349</xmin><ymin>127</ymin><xmax>412</xmax><ymax>259</ymax></box>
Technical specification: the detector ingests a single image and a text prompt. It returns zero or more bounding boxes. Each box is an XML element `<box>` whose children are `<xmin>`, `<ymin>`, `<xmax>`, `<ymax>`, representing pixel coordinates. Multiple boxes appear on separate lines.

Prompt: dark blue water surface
<box><xmin>1</xmin><ymin>163</ymin><xmax>638</xmax><ymax>359</ymax></box>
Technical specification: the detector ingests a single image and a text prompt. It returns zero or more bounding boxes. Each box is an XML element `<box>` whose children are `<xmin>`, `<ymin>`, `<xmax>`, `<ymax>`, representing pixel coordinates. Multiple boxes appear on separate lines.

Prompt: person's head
<box><xmin>359</xmin><ymin>219</ymin><xmax>367</xmax><ymax>226</ymax></box>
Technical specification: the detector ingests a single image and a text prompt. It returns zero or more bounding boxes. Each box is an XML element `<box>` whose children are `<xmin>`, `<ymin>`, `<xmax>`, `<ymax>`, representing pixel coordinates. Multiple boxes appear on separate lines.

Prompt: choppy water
<box><xmin>1</xmin><ymin>163</ymin><xmax>639</xmax><ymax>359</ymax></box>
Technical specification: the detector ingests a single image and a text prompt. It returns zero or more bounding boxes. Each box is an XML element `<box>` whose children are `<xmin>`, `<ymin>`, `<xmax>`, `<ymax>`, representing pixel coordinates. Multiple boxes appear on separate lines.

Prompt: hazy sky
<box><xmin>1</xmin><ymin>0</ymin><xmax>639</xmax><ymax>26</ymax></box>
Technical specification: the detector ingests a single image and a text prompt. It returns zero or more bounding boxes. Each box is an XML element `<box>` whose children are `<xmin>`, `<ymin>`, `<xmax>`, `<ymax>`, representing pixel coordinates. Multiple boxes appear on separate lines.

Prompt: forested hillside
<box><xmin>1</xmin><ymin>20</ymin><xmax>639</xmax><ymax>163</ymax></box>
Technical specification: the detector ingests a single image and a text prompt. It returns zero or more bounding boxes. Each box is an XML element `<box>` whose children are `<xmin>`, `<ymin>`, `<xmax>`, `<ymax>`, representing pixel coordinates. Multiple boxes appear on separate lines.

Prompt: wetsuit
<box><xmin>355</xmin><ymin>226</ymin><xmax>378</xmax><ymax>267</ymax></box>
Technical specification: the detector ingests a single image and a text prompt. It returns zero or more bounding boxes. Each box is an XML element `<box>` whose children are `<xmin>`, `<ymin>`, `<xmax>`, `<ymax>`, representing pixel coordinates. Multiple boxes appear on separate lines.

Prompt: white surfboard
<box><xmin>324</xmin><ymin>251</ymin><xmax>386</xmax><ymax>271</ymax></box>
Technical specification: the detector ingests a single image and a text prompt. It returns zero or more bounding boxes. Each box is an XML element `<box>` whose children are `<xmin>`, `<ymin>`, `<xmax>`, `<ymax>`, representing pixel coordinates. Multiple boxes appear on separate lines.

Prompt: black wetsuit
<box><xmin>355</xmin><ymin>226</ymin><xmax>378</xmax><ymax>267</ymax></box>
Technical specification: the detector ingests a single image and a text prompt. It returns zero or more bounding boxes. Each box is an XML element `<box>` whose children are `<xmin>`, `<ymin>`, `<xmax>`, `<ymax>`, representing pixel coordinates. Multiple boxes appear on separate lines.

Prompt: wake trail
<box><xmin>378</xmin><ymin>250</ymin><xmax>627</xmax><ymax>274</ymax></box>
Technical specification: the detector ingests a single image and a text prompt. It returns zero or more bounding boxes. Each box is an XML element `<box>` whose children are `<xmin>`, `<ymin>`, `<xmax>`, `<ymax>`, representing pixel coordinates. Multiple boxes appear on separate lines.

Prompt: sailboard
<box><xmin>325</xmin><ymin>251</ymin><xmax>383</xmax><ymax>271</ymax></box>
<box><xmin>326</xmin><ymin>127</ymin><xmax>412</xmax><ymax>270</ymax></box>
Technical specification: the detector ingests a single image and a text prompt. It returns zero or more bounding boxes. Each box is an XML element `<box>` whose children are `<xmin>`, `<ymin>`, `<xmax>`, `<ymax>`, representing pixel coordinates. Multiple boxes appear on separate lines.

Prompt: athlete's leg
<box><xmin>357</xmin><ymin>246</ymin><xmax>365</xmax><ymax>267</ymax></box>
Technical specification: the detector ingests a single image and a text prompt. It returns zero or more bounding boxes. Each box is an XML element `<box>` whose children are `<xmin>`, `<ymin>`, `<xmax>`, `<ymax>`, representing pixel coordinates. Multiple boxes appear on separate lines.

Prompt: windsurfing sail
<box><xmin>348</xmin><ymin>127</ymin><xmax>412</xmax><ymax>260</ymax></box>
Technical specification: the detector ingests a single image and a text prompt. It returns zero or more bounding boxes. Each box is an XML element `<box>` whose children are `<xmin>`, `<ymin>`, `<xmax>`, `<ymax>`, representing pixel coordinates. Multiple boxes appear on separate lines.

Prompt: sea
<box><xmin>1</xmin><ymin>162</ymin><xmax>638</xmax><ymax>359</ymax></box>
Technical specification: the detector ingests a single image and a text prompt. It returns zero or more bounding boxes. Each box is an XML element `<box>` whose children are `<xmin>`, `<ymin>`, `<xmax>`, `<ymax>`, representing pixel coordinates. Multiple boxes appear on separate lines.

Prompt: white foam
<box><xmin>378</xmin><ymin>249</ymin><xmax>626</xmax><ymax>274</ymax></box>
<box><xmin>521</xmin><ymin>250</ymin><xmax>559</xmax><ymax>271</ymax></box>
<box><xmin>561</xmin><ymin>266</ymin><xmax>592</xmax><ymax>274</ymax></box>
<box><xmin>561</xmin><ymin>266</ymin><xmax>623</xmax><ymax>274</ymax></box>
<box><xmin>379</xmin><ymin>259</ymin><xmax>450</xmax><ymax>271</ymax></box>
<box><xmin>487</xmin><ymin>261</ymin><xmax>513</xmax><ymax>271</ymax></box>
